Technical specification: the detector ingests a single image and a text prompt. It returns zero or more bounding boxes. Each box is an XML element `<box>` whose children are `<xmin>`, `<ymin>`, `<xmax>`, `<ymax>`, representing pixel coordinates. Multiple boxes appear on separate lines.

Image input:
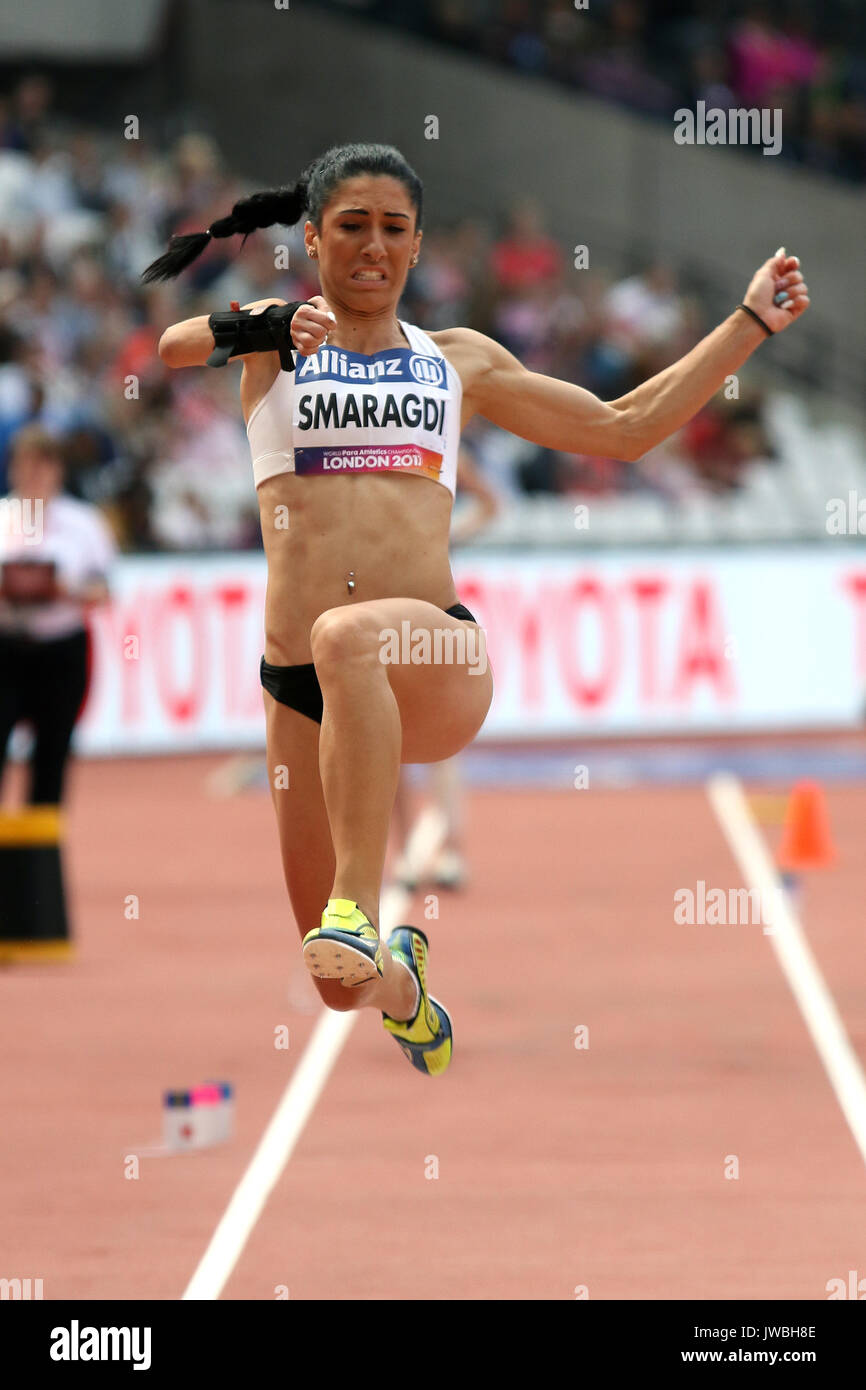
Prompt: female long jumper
<box><xmin>150</xmin><ymin>142</ymin><xmax>809</xmax><ymax>1076</ymax></box>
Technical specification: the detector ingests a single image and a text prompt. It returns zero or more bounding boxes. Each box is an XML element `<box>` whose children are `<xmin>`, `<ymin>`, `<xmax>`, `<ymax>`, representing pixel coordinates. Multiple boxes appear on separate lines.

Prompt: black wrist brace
<box><xmin>206</xmin><ymin>301</ymin><xmax>309</xmax><ymax>372</ymax></box>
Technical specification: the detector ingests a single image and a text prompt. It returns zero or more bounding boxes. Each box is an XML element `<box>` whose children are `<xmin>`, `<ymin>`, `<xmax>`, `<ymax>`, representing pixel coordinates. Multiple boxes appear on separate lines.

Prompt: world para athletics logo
<box><xmin>408</xmin><ymin>353</ymin><xmax>445</xmax><ymax>387</ymax></box>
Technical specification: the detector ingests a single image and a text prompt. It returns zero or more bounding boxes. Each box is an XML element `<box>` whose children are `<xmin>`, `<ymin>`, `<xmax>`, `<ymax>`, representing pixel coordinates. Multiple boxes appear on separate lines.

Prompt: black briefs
<box><xmin>260</xmin><ymin>601</ymin><xmax>478</xmax><ymax>724</ymax></box>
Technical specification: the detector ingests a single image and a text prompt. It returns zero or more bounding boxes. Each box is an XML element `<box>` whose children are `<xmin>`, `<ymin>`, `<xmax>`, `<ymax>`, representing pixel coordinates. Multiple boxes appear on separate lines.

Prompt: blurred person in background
<box><xmin>0</xmin><ymin>425</ymin><xmax>115</xmax><ymax>805</ymax></box>
<box><xmin>603</xmin><ymin>260</ymin><xmax>687</xmax><ymax>361</ymax></box>
<box><xmin>490</xmin><ymin>196</ymin><xmax>564</xmax><ymax>291</ymax></box>
<box><xmin>157</xmin><ymin>133</ymin><xmax>247</xmax><ymax>294</ymax></box>
<box><xmin>492</xmin><ymin>264</ymin><xmax>586</xmax><ymax>375</ymax></box>
<box><xmin>0</xmin><ymin>74</ymin><xmax>55</xmax><ymax>156</ymax></box>
<box><xmin>147</xmin><ymin>367</ymin><xmax>262</xmax><ymax>550</ymax></box>
<box><xmin>727</xmin><ymin>4</ymin><xmax>821</xmax><ymax>109</ymax></box>
<box><xmin>670</xmin><ymin>388</ymin><xmax>775</xmax><ymax>494</ymax></box>
<box><xmin>209</xmin><ymin>231</ymin><xmax>309</xmax><ymax>313</ymax></box>
<box><xmin>0</xmin><ymin>325</ymin><xmax>44</xmax><ymax>483</ymax></box>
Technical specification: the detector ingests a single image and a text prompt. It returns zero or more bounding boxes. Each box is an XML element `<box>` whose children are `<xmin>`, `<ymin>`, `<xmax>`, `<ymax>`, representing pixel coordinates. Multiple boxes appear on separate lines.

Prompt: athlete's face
<box><xmin>306</xmin><ymin>175</ymin><xmax>421</xmax><ymax>306</ymax></box>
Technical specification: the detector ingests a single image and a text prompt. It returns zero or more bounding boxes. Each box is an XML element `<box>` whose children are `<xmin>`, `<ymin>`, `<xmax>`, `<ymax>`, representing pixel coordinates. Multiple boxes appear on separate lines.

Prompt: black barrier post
<box><xmin>0</xmin><ymin>807</ymin><xmax>73</xmax><ymax>962</ymax></box>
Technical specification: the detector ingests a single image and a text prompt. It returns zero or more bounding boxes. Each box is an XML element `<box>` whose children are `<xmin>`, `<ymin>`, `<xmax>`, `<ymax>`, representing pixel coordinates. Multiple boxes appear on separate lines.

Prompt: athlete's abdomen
<box><xmin>258</xmin><ymin>471</ymin><xmax>457</xmax><ymax>664</ymax></box>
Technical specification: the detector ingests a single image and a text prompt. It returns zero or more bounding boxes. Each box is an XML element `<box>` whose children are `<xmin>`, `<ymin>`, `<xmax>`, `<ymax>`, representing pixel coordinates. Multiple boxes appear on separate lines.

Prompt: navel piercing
<box><xmin>346</xmin><ymin>571</ymin><xmax>356</xmax><ymax>594</ymax></box>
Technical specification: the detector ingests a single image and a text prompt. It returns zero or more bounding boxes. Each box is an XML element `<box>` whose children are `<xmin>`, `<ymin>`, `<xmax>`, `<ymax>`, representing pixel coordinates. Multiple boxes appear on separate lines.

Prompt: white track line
<box><xmin>707</xmin><ymin>772</ymin><xmax>866</xmax><ymax>1169</ymax></box>
<box><xmin>182</xmin><ymin>807</ymin><xmax>447</xmax><ymax>1300</ymax></box>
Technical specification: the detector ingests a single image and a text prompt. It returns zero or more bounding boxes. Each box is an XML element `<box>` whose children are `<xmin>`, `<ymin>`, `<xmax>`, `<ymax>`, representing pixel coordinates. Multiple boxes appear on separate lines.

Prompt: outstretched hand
<box><xmin>743</xmin><ymin>247</ymin><xmax>810</xmax><ymax>334</ymax></box>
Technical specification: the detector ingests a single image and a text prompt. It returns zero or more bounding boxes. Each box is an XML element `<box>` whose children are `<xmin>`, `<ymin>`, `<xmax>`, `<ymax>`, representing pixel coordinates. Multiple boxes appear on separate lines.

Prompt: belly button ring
<box><xmin>346</xmin><ymin>571</ymin><xmax>355</xmax><ymax>594</ymax></box>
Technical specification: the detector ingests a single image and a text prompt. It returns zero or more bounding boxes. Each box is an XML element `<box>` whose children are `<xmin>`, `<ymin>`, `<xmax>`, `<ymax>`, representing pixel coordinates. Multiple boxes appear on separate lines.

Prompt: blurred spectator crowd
<box><xmin>320</xmin><ymin>0</ymin><xmax>866</xmax><ymax>182</ymax></box>
<box><xmin>0</xmin><ymin>74</ymin><xmax>775</xmax><ymax>552</ymax></box>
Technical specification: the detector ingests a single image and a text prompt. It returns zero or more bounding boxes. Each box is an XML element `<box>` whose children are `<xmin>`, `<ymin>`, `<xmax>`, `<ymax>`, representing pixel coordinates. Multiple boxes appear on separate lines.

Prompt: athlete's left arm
<box><xmin>464</xmin><ymin>250</ymin><xmax>809</xmax><ymax>462</ymax></box>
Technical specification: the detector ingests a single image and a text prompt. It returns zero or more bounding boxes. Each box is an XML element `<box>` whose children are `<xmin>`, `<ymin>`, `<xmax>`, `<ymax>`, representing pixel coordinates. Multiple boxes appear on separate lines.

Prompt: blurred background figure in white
<box><xmin>0</xmin><ymin>424</ymin><xmax>114</xmax><ymax>805</ymax></box>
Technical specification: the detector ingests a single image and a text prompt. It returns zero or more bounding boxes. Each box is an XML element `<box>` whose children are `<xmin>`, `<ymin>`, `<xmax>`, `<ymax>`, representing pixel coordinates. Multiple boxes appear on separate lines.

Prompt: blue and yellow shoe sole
<box><xmin>383</xmin><ymin>926</ymin><xmax>453</xmax><ymax>1076</ymax></box>
<box><xmin>303</xmin><ymin>898</ymin><xmax>384</xmax><ymax>986</ymax></box>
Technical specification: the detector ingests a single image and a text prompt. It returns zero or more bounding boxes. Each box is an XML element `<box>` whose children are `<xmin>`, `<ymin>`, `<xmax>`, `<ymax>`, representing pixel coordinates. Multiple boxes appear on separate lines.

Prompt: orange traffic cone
<box><xmin>776</xmin><ymin>781</ymin><xmax>838</xmax><ymax>871</ymax></box>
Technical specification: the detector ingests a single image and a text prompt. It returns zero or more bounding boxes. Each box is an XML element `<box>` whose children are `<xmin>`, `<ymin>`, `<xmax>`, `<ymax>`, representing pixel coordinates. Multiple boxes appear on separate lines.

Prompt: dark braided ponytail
<box><xmin>141</xmin><ymin>177</ymin><xmax>310</xmax><ymax>283</ymax></box>
<box><xmin>141</xmin><ymin>143</ymin><xmax>422</xmax><ymax>285</ymax></box>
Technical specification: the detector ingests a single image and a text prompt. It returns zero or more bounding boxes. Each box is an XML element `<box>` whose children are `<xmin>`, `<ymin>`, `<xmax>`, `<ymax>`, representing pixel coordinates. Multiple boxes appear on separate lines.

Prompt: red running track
<box><xmin>1</xmin><ymin>755</ymin><xmax>864</xmax><ymax>1300</ymax></box>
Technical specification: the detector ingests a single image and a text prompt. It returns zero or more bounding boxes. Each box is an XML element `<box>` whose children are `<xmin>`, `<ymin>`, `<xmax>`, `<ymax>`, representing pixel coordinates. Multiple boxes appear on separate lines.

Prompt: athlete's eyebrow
<box><xmin>337</xmin><ymin>208</ymin><xmax>411</xmax><ymax>219</ymax></box>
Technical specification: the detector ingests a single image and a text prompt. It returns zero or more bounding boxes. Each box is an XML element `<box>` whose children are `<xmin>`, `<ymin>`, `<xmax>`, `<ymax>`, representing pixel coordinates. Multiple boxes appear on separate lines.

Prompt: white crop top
<box><xmin>245</xmin><ymin>319</ymin><xmax>462</xmax><ymax>496</ymax></box>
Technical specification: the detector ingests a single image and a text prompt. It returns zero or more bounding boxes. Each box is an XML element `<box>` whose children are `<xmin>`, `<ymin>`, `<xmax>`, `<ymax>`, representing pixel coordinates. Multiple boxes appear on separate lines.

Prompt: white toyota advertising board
<box><xmin>75</xmin><ymin>547</ymin><xmax>866</xmax><ymax>754</ymax></box>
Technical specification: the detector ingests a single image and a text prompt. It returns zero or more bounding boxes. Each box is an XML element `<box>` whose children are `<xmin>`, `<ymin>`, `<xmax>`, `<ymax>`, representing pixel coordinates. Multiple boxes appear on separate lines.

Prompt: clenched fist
<box><xmin>743</xmin><ymin>247</ymin><xmax>810</xmax><ymax>334</ymax></box>
<box><xmin>288</xmin><ymin>296</ymin><xmax>337</xmax><ymax>356</ymax></box>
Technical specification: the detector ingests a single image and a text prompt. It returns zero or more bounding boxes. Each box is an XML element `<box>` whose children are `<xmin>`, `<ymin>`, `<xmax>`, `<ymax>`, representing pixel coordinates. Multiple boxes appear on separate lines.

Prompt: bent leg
<box><xmin>264</xmin><ymin>690</ymin><xmax>416</xmax><ymax>1019</ymax></box>
<box><xmin>310</xmin><ymin>598</ymin><xmax>493</xmax><ymax>941</ymax></box>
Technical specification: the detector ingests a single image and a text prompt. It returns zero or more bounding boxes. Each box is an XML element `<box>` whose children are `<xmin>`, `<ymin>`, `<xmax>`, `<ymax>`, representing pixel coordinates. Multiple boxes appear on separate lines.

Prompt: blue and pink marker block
<box><xmin>162</xmin><ymin>1081</ymin><xmax>234</xmax><ymax>1150</ymax></box>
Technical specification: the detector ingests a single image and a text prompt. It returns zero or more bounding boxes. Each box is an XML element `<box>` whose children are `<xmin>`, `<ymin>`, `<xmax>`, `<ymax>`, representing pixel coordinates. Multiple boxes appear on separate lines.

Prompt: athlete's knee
<box><xmin>309</xmin><ymin>606</ymin><xmax>383</xmax><ymax>674</ymax></box>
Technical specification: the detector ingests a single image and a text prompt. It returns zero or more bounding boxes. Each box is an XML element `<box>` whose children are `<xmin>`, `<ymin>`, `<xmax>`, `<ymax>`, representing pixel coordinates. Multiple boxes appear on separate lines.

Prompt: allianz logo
<box><xmin>297</xmin><ymin>348</ymin><xmax>446</xmax><ymax>388</ymax></box>
<box><xmin>409</xmin><ymin>353</ymin><xmax>445</xmax><ymax>386</ymax></box>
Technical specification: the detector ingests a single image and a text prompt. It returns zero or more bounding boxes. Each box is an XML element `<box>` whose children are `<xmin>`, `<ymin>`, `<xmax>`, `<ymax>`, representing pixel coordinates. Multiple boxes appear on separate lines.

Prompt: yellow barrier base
<box><xmin>0</xmin><ymin>939</ymin><xmax>75</xmax><ymax>964</ymax></box>
<box><xmin>0</xmin><ymin>805</ymin><xmax>71</xmax><ymax>954</ymax></box>
<box><xmin>0</xmin><ymin>806</ymin><xmax>64</xmax><ymax>845</ymax></box>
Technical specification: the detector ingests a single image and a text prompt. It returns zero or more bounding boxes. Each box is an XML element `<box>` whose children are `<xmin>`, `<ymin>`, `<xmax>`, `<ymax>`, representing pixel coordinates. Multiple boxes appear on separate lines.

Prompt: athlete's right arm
<box><xmin>157</xmin><ymin>295</ymin><xmax>336</xmax><ymax>368</ymax></box>
<box><xmin>158</xmin><ymin>294</ymin><xmax>336</xmax><ymax>422</ymax></box>
<box><xmin>157</xmin><ymin>298</ymin><xmax>288</xmax><ymax>368</ymax></box>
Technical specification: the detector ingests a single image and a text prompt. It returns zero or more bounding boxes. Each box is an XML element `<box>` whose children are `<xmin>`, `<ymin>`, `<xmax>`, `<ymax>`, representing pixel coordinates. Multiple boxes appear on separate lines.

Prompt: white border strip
<box><xmin>182</xmin><ymin>808</ymin><xmax>447</xmax><ymax>1300</ymax></box>
<box><xmin>707</xmin><ymin>772</ymin><xmax>866</xmax><ymax>1168</ymax></box>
